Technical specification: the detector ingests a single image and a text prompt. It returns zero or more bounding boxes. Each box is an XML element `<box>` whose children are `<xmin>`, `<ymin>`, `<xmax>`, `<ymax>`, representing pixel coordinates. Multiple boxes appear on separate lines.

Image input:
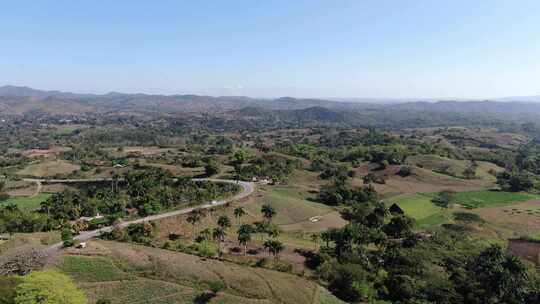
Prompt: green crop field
<box><xmin>58</xmin><ymin>256</ymin><xmax>134</xmax><ymax>282</ymax></box>
<box><xmin>1</xmin><ymin>193</ymin><xmax>51</xmax><ymax>211</ymax></box>
<box><xmin>389</xmin><ymin>190</ymin><xmax>540</xmax><ymax>228</ymax></box>
<box><xmin>389</xmin><ymin>193</ymin><xmax>442</xmax><ymax>220</ymax></box>
<box><xmin>452</xmin><ymin>190</ymin><xmax>540</xmax><ymax>209</ymax></box>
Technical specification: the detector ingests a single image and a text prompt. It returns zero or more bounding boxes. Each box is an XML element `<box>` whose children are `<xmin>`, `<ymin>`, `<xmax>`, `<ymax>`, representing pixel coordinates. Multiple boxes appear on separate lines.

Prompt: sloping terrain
<box><xmin>56</xmin><ymin>240</ymin><xmax>344</xmax><ymax>304</ymax></box>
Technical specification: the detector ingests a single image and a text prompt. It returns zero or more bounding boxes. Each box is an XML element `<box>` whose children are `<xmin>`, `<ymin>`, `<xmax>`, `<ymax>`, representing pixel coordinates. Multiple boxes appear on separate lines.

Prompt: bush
<box><xmin>396</xmin><ymin>166</ymin><xmax>412</xmax><ymax>177</ymax></box>
<box><xmin>432</xmin><ymin>190</ymin><xmax>455</xmax><ymax>208</ymax></box>
<box><xmin>453</xmin><ymin>212</ymin><xmax>484</xmax><ymax>223</ymax></box>
<box><xmin>193</xmin><ymin>241</ymin><xmax>219</xmax><ymax>258</ymax></box>
<box><xmin>88</xmin><ymin>217</ymin><xmax>110</xmax><ymax>230</ymax></box>
<box><xmin>0</xmin><ymin>276</ymin><xmax>21</xmax><ymax>304</ymax></box>
<box><xmin>61</xmin><ymin>228</ymin><xmax>74</xmax><ymax>248</ymax></box>
<box><xmin>208</xmin><ymin>281</ymin><xmax>225</xmax><ymax>294</ymax></box>
<box><xmin>442</xmin><ymin>223</ymin><xmax>472</xmax><ymax>232</ymax></box>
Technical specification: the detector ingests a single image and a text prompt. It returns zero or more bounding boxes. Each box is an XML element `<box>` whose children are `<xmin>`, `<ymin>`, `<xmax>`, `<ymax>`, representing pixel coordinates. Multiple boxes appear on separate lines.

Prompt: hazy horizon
<box><xmin>1</xmin><ymin>1</ymin><xmax>540</xmax><ymax>99</ymax></box>
<box><xmin>3</xmin><ymin>83</ymin><xmax>540</xmax><ymax>102</ymax></box>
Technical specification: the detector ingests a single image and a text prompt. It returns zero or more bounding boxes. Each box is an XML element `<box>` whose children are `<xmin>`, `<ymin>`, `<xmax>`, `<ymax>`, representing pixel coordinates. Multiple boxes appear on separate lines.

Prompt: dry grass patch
<box><xmin>16</xmin><ymin>159</ymin><xmax>80</xmax><ymax>177</ymax></box>
<box><xmin>63</xmin><ymin>240</ymin><xmax>343</xmax><ymax>304</ymax></box>
<box><xmin>353</xmin><ymin>166</ymin><xmax>492</xmax><ymax>199</ymax></box>
<box><xmin>476</xmin><ymin>200</ymin><xmax>540</xmax><ymax>235</ymax></box>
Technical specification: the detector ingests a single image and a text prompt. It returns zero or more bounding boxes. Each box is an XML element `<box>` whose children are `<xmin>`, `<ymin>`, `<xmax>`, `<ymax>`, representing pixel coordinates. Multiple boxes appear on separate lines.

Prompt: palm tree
<box><xmin>266</xmin><ymin>223</ymin><xmax>280</xmax><ymax>238</ymax></box>
<box><xmin>254</xmin><ymin>221</ymin><xmax>268</xmax><ymax>241</ymax></box>
<box><xmin>311</xmin><ymin>233</ymin><xmax>321</xmax><ymax>249</ymax></box>
<box><xmin>233</xmin><ymin>207</ymin><xmax>246</xmax><ymax>223</ymax></box>
<box><xmin>261</xmin><ymin>203</ymin><xmax>276</xmax><ymax>222</ymax></box>
<box><xmin>263</xmin><ymin>239</ymin><xmax>284</xmax><ymax>260</ymax></box>
<box><xmin>237</xmin><ymin>224</ymin><xmax>253</xmax><ymax>255</ymax></box>
<box><xmin>321</xmin><ymin>230</ymin><xmax>331</xmax><ymax>248</ymax></box>
<box><xmin>187</xmin><ymin>208</ymin><xmax>202</xmax><ymax>238</ymax></box>
<box><xmin>217</xmin><ymin>215</ymin><xmax>231</xmax><ymax>229</ymax></box>
<box><xmin>212</xmin><ymin>227</ymin><xmax>226</xmax><ymax>252</ymax></box>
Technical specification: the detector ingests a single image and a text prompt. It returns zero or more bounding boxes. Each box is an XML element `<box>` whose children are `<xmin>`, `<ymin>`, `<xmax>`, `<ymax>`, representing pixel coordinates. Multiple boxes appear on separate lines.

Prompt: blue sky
<box><xmin>1</xmin><ymin>1</ymin><xmax>539</xmax><ymax>98</ymax></box>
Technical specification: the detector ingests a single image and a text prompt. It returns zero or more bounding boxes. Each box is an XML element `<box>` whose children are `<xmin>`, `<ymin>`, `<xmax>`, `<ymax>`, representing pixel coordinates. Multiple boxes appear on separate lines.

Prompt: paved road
<box><xmin>44</xmin><ymin>178</ymin><xmax>254</xmax><ymax>254</ymax></box>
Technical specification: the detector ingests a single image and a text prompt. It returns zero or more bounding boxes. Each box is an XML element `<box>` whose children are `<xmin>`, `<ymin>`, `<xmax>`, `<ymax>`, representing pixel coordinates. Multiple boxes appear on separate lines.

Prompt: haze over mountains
<box><xmin>1</xmin><ymin>85</ymin><xmax>540</xmax><ymax>128</ymax></box>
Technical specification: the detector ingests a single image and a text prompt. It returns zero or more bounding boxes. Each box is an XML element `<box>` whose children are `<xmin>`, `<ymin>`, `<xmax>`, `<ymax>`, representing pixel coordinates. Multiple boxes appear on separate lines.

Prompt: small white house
<box><xmin>76</xmin><ymin>242</ymin><xmax>87</xmax><ymax>249</ymax></box>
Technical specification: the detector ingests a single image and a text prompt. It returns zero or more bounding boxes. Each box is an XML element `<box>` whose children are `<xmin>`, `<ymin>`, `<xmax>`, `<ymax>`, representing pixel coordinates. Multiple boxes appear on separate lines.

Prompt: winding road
<box><xmin>42</xmin><ymin>178</ymin><xmax>255</xmax><ymax>254</ymax></box>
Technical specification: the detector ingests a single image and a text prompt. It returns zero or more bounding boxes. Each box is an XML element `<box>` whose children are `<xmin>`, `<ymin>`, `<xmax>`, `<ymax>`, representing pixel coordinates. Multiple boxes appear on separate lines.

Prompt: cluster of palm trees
<box><xmin>235</xmin><ymin>203</ymin><xmax>284</xmax><ymax>260</ymax></box>
<box><xmin>186</xmin><ymin>203</ymin><xmax>285</xmax><ymax>260</ymax></box>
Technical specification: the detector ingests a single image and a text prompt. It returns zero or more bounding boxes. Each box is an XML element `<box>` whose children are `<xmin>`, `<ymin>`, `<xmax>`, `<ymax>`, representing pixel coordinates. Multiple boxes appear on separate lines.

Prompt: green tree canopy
<box><xmin>15</xmin><ymin>270</ymin><xmax>87</xmax><ymax>304</ymax></box>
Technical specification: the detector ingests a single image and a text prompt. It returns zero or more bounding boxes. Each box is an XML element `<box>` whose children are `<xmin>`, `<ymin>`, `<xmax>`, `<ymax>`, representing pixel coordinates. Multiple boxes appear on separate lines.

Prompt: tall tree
<box><xmin>233</xmin><ymin>207</ymin><xmax>246</xmax><ymax>223</ymax></box>
<box><xmin>217</xmin><ymin>215</ymin><xmax>231</xmax><ymax>229</ymax></box>
<box><xmin>237</xmin><ymin>224</ymin><xmax>253</xmax><ymax>255</ymax></box>
<box><xmin>263</xmin><ymin>239</ymin><xmax>284</xmax><ymax>260</ymax></box>
<box><xmin>261</xmin><ymin>203</ymin><xmax>276</xmax><ymax>222</ymax></box>
<box><xmin>187</xmin><ymin>208</ymin><xmax>203</xmax><ymax>238</ymax></box>
<box><xmin>212</xmin><ymin>227</ymin><xmax>226</xmax><ymax>252</ymax></box>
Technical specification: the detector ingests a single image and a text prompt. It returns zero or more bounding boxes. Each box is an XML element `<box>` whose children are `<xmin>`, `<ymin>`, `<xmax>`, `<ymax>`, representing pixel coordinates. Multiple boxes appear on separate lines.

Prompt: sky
<box><xmin>1</xmin><ymin>0</ymin><xmax>539</xmax><ymax>99</ymax></box>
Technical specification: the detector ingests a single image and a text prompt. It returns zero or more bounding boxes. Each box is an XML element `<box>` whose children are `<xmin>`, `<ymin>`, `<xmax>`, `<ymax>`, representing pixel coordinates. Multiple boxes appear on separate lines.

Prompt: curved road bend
<box><xmin>43</xmin><ymin>178</ymin><xmax>254</xmax><ymax>254</ymax></box>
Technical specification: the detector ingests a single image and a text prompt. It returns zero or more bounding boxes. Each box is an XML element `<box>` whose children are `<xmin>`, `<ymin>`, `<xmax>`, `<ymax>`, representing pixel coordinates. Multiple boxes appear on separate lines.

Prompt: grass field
<box><xmin>52</xmin><ymin>124</ymin><xmax>89</xmax><ymax>136</ymax></box>
<box><xmin>388</xmin><ymin>193</ymin><xmax>452</xmax><ymax>227</ymax></box>
<box><xmin>16</xmin><ymin>159</ymin><xmax>80</xmax><ymax>177</ymax></box>
<box><xmin>389</xmin><ymin>190</ymin><xmax>540</xmax><ymax>227</ymax></box>
<box><xmin>452</xmin><ymin>190</ymin><xmax>540</xmax><ymax>209</ymax></box>
<box><xmin>247</xmin><ymin>186</ymin><xmax>334</xmax><ymax>225</ymax></box>
<box><xmin>0</xmin><ymin>231</ymin><xmax>60</xmax><ymax>254</ymax></box>
<box><xmin>0</xmin><ymin>193</ymin><xmax>51</xmax><ymax>211</ymax></box>
<box><xmin>58</xmin><ymin>256</ymin><xmax>134</xmax><ymax>282</ymax></box>
<box><xmin>57</xmin><ymin>240</ymin><xmax>344</xmax><ymax>304</ymax></box>
<box><xmin>407</xmin><ymin>154</ymin><xmax>503</xmax><ymax>181</ymax></box>
<box><xmin>351</xmin><ymin>164</ymin><xmax>495</xmax><ymax>199</ymax></box>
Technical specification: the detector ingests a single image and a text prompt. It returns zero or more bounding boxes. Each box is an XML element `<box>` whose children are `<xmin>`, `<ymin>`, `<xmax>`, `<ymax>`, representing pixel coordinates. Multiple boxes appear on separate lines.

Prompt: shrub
<box><xmin>0</xmin><ymin>276</ymin><xmax>21</xmax><ymax>304</ymax></box>
<box><xmin>193</xmin><ymin>241</ymin><xmax>218</xmax><ymax>258</ymax></box>
<box><xmin>453</xmin><ymin>212</ymin><xmax>484</xmax><ymax>223</ymax></box>
<box><xmin>208</xmin><ymin>281</ymin><xmax>225</xmax><ymax>294</ymax></box>
<box><xmin>61</xmin><ymin>228</ymin><xmax>74</xmax><ymax>248</ymax></box>
<box><xmin>88</xmin><ymin>217</ymin><xmax>110</xmax><ymax>230</ymax></box>
<box><xmin>396</xmin><ymin>166</ymin><xmax>412</xmax><ymax>177</ymax></box>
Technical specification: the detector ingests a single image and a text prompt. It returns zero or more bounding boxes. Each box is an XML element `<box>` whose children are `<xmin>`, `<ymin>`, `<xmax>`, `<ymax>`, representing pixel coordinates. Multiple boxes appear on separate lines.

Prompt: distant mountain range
<box><xmin>1</xmin><ymin>85</ymin><xmax>540</xmax><ymax>127</ymax></box>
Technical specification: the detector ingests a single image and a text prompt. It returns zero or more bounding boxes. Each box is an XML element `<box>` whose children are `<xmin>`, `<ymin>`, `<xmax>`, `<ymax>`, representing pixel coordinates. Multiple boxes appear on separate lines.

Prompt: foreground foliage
<box><xmin>14</xmin><ymin>270</ymin><xmax>87</xmax><ymax>304</ymax></box>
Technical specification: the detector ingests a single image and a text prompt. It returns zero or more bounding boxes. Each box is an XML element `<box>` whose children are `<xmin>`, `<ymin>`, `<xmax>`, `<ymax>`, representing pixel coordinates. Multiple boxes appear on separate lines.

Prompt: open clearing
<box><xmin>476</xmin><ymin>200</ymin><xmax>540</xmax><ymax>235</ymax></box>
<box><xmin>16</xmin><ymin>159</ymin><xmax>80</xmax><ymax>177</ymax></box>
<box><xmin>406</xmin><ymin>154</ymin><xmax>503</xmax><ymax>181</ymax></box>
<box><xmin>243</xmin><ymin>170</ymin><xmax>338</xmax><ymax>228</ymax></box>
<box><xmin>56</xmin><ymin>240</ymin><xmax>344</xmax><ymax>304</ymax></box>
<box><xmin>247</xmin><ymin>186</ymin><xmax>335</xmax><ymax>226</ymax></box>
<box><xmin>452</xmin><ymin>191</ymin><xmax>540</xmax><ymax>209</ymax></box>
<box><xmin>0</xmin><ymin>193</ymin><xmax>51</xmax><ymax>211</ymax></box>
<box><xmin>0</xmin><ymin>232</ymin><xmax>60</xmax><ymax>255</ymax></box>
<box><xmin>352</xmin><ymin>165</ymin><xmax>494</xmax><ymax>199</ymax></box>
<box><xmin>389</xmin><ymin>190</ymin><xmax>540</xmax><ymax>227</ymax></box>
